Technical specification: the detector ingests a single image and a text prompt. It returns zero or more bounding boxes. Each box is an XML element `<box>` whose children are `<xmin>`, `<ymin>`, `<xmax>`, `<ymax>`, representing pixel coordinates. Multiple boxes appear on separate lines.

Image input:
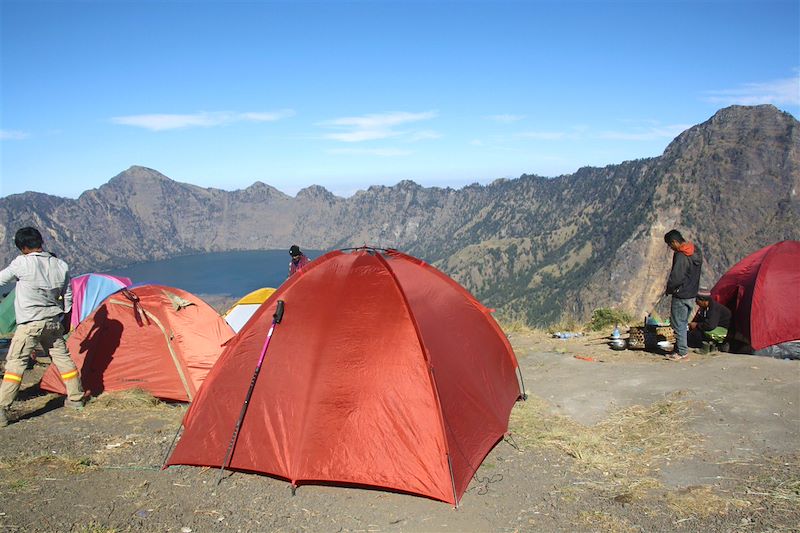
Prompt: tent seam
<box><xmin>375</xmin><ymin>252</ymin><xmax>459</xmax><ymax>506</ymax></box>
<box><xmin>109</xmin><ymin>300</ymin><xmax>194</xmax><ymax>401</ymax></box>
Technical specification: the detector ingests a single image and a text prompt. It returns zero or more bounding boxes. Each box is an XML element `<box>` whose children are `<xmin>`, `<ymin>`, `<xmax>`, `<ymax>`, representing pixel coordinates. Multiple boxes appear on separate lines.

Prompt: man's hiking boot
<box><xmin>65</xmin><ymin>398</ymin><xmax>85</xmax><ymax>411</ymax></box>
<box><xmin>694</xmin><ymin>341</ymin><xmax>717</xmax><ymax>354</ymax></box>
<box><xmin>0</xmin><ymin>409</ymin><xmax>9</xmax><ymax>428</ymax></box>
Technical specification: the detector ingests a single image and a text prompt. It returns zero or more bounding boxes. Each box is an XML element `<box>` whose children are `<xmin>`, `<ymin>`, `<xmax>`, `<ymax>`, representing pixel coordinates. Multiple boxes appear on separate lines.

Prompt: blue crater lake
<box><xmin>107</xmin><ymin>250</ymin><xmax>326</xmax><ymax>299</ymax></box>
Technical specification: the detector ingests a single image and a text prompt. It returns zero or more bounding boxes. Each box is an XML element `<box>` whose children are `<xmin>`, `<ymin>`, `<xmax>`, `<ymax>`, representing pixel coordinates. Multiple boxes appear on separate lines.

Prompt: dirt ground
<box><xmin>0</xmin><ymin>330</ymin><xmax>797</xmax><ymax>533</ymax></box>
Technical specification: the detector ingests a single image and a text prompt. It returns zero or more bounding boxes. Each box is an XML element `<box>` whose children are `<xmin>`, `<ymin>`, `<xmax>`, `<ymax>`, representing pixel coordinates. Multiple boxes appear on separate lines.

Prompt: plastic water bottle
<box><xmin>611</xmin><ymin>324</ymin><xmax>620</xmax><ymax>339</ymax></box>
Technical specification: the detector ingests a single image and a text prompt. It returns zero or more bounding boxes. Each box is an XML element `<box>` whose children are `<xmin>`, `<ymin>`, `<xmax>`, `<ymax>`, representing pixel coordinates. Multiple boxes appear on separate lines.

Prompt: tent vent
<box><xmin>163</xmin><ymin>291</ymin><xmax>195</xmax><ymax>311</ymax></box>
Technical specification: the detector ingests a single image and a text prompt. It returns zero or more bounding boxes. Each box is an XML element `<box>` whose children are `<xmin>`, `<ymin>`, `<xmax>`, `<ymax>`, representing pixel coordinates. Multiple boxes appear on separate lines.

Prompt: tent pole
<box><xmin>216</xmin><ymin>300</ymin><xmax>285</xmax><ymax>485</ymax></box>
<box><xmin>516</xmin><ymin>367</ymin><xmax>528</xmax><ymax>401</ymax></box>
<box><xmin>447</xmin><ymin>454</ymin><xmax>459</xmax><ymax>509</ymax></box>
<box><xmin>161</xmin><ymin>423</ymin><xmax>183</xmax><ymax>468</ymax></box>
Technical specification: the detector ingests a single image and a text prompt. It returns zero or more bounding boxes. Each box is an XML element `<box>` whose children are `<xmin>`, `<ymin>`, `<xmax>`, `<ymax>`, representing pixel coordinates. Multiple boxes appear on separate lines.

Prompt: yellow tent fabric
<box><xmin>223</xmin><ymin>287</ymin><xmax>276</xmax><ymax>332</ymax></box>
<box><xmin>227</xmin><ymin>287</ymin><xmax>277</xmax><ymax>308</ymax></box>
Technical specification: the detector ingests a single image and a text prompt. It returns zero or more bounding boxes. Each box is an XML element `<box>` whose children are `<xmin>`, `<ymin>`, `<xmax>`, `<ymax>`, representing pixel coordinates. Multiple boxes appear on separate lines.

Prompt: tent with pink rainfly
<box><xmin>70</xmin><ymin>273</ymin><xmax>131</xmax><ymax>330</ymax></box>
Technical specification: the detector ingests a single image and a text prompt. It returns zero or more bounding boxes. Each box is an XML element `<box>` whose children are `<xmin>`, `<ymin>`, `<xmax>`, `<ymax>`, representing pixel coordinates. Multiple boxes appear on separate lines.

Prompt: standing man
<box><xmin>663</xmin><ymin>229</ymin><xmax>703</xmax><ymax>360</ymax></box>
<box><xmin>0</xmin><ymin>227</ymin><xmax>85</xmax><ymax>426</ymax></box>
<box><xmin>288</xmin><ymin>245</ymin><xmax>310</xmax><ymax>277</ymax></box>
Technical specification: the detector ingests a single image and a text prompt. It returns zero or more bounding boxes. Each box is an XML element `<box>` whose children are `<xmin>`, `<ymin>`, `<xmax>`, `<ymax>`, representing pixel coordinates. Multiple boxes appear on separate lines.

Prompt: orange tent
<box><xmin>40</xmin><ymin>285</ymin><xmax>234</xmax><ymax>402</ymax></box>
<box><xmin>166</xmin><ymin>248</ymin><xmax>523</xmax><ymax>505</ymax></box>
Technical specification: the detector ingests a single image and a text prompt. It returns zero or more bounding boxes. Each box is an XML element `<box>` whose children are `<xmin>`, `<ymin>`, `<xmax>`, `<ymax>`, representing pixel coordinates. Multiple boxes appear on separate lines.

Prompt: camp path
<box><xmin>0</xmin><ymin>331</ymin><xmax>797</xmax><ymax>532</ymax></box>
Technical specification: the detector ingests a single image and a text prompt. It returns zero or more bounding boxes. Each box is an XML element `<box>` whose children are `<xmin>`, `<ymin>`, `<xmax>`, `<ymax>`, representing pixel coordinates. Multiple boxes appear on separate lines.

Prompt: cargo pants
<box><xmin>0</xmin><ymin>318</ymin><xmax>84</xmax><ymax>408</ymax></box>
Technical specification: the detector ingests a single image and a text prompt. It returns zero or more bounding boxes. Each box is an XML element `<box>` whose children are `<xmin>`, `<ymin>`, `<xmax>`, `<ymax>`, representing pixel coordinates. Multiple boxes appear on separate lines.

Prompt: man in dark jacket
<box><xmin>689</xmin><ymin>290</ymin><xmax>732</xmax><ymax>352</ymax></box>
<box><xmin>664</xmin><ymin>229</ymin><xmax>703</xmax><ymax>359</ymax></box>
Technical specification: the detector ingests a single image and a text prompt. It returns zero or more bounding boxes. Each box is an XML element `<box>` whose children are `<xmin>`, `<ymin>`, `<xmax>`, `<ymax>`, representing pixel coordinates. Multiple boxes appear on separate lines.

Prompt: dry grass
<box><xmin>0</xmin><ymin>454</ymin><xmax>95</xmax><ymax>495</ymax></box>
<box><xmin>508</xmin><ymin>392</ymin><xmax>783</xmax><ymax>523</ymax></box>
<box><xmin>546</xmin><ymin>316</ymin><xmax>584</xmax><ymax>334</ymax></box>
<box><xmin>90</xmin><ymin>388</ymin><xmax>167</xmax><ymax>410</ymax></box>
<box><xmin>666</xmin><ymin>485</ymin><xmax>751</xmax><ymax>518</ymax></box>
<box><xmin>740</xmin><ymin>456</ymin><xmax>800</xmax><ymax>515</ymax></box>
<box><xmin>509</xmin><ymin>392</ymin><xmax>700</xmax><ymax>494</ymax></box>
<box><xmin>498</xmin><ymin>319</ymin><xmax>541</xmax><ymax>335</ymax></box>
<box><xmin>577</xmin><ymin>510</ymin><xmax>638</xmax><ymax>533</ymax></box>
<box><xmin>0</xmin><ymin>453</ymin><xmax>94</xmax><ymax>473</ymax></box>
<box><xmin>766</xmin><ymin>479</ymin><xmax>800</xmax><ymax>506</ymax></box>
<box><xmin>75</xmin><ymin>523</ymin><xmax>119</xmax><ymax>533</ymax></box>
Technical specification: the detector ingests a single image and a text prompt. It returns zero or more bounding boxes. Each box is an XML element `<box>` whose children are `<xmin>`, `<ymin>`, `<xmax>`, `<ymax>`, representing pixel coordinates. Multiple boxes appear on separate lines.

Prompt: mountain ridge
<box><xmin>2</xmin><ymin>105</ymin><xmax>798</xmax><ymax>325</ymax></box>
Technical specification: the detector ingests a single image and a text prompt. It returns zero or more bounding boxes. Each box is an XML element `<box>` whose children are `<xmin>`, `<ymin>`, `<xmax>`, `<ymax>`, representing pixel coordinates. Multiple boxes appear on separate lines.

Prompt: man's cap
<box><xmin>696</xmin><ymin>288</ymin><xmax>712</xmax><ymax>301</ymax></box>
<box><xmin>289</xmin><ymin>245</ymin><xmax>301</xmax><ymax>257</ymax></box>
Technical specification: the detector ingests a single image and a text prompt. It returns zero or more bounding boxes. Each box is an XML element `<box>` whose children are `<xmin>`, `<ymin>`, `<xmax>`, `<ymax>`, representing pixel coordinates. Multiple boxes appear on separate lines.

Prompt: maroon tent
<box><xmin>711</xmin><ymin>241</ymin><xmax>800</xmax><ymax>351</ymax></box>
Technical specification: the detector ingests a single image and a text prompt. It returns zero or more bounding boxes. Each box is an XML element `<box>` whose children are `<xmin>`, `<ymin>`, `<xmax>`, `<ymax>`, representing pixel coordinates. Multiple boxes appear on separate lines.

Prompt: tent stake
<box><xmin>217</xmin><ymin>300</ymin><xmax>285</xmax><ymax>485</ymax></box>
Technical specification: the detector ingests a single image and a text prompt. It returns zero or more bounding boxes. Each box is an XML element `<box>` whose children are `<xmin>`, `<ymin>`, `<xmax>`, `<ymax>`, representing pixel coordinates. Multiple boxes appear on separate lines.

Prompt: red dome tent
<box><xmin>40</xmin><ymin>285</ymin><xmax>234</xmax><ymax>402</ymax></box>
<box><xmin>166</xmin><ymin>248</ymin><xmax>523</xmax><ymax>505</ymax></box>
<box><xmin>711</xmin><ymin>241</ymin><xmax>800</xmax><ymax>351</ymax></box>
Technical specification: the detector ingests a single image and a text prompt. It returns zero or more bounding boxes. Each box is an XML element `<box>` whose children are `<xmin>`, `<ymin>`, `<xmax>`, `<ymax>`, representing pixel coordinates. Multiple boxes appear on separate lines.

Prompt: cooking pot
<box><xmin>609</xmin><ymin>338</ymin><xmax>627</xmax><ymax>350</ymax></box>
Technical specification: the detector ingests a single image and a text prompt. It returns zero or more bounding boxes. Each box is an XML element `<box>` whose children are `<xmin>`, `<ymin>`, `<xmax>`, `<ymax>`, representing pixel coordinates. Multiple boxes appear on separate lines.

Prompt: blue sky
<box><xmin>1</xmin><ymin>0</ymin><xmax>798</xmax><ymax>198</ymax></box>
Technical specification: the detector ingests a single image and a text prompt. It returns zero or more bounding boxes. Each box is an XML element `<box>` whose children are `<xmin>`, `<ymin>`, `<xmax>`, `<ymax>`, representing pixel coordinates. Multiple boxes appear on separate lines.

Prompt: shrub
<box><xmin>587</xmin><ymin>308</ymin><xmax>633</xmax><ymax>331</ymax></box>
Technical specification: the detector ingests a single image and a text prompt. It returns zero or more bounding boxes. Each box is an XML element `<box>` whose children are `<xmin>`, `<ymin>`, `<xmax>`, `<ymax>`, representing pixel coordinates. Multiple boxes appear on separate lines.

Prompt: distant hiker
<box><xmin>288</xmin><ymin>245</ymin><xmax>310</xmax><ymax>277</ymax></box>
<box><xmin>0</xmin><ymin>227</ymin><xmax>85</xmax><ymax>426</ymax></box>
<box><xmin>689</xmin><ymin>289</ymin><xmax>731</xmax><ymax>353</ymax></box>
<box><xmin>663</xmin><ymin>229</ymin><xmax>703</xmax><ymax>360</ymax></box>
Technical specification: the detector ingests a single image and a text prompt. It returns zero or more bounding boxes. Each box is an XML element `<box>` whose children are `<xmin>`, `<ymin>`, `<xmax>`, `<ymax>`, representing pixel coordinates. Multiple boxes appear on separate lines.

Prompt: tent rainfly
<box><xmin>223</xmin><ymin>287</ymin><xmax>277</xmax><ymax>333</ymax></box>
<box><xmin>712</xmin><ymin>240</ymin><xmax>800</xmax><ymax>356</ymax></box>
<box><xmin>166</xmin><ymin>248</ymin><xmax>525</xmax><ymax>506</ymax></box>
<box><xmin>40</xmin><ymin>285</ymin><xmax>234</xmax><ymax>402</ymax></box>
<box><xmin>70</xmin><ymin>273</ymin><xmax>132</xmax><ymax>330</ymax></box>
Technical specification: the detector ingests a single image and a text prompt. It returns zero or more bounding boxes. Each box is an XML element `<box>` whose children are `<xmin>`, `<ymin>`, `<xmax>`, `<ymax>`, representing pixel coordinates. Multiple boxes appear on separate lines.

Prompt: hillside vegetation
<box><xmin>1</xmin><ymin>105</ymin><xmax>798</xmax><ymax>325</ymax></box>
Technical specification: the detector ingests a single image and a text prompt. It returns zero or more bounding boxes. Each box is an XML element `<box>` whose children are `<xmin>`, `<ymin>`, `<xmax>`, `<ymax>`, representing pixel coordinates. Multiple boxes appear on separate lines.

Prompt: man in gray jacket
<box><xmin>0</xmin><ymin>227</ymin><xmax>85</xmax><ymax>426</ymax></box>
<box><xmin>664</xmin><ymin>229</ymin><xmax>703</xmax><ymax>360</ymax></box>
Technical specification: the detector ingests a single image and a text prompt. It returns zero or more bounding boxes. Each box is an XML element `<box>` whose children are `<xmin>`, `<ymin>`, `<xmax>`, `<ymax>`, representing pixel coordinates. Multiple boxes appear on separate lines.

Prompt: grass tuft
<box><xmin>498</xmin><ymin>319</ymin><xmax>540</xmax><ymax>334</ymax></box>
<box><xmin>666</xmin><ymin>485</ymin><xmax>751</xmax><ymax>517</ymax></box>
<box><xmin>90</xmin><ymin>388</ymin><xmax>166</xmax><ymax>410</ymax></box>
<box><xmin>509</xmin><ymin>392</ymin><xmax>700</xmax><ymax>494</ymax></box>
<box><xmin>577</xmin><ymin>510</ymin><xmax>638</xmax><ymax>533</ymax></box>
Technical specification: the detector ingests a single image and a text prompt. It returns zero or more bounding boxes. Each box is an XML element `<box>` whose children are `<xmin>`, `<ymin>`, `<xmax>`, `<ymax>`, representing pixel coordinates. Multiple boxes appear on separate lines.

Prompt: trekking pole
<box><xmin>655</xmin><ymin>293</ymin><xmax>668</xmax><ymax>309</ymax></box>
<box><xmin>648</xmin><ymin>293</ymin><xmax>669</xmax><ymax>322</ymax></box>
<box><xmin>216</xmin><ymin>300</ymin><xmax>285</xmax><ymax>485</ymax></box>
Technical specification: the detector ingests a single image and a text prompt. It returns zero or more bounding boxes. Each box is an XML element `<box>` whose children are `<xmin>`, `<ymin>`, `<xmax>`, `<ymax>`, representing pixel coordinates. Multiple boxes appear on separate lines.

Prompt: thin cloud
<box><xmin>0</xmin><ymin>129</ymin><xmax>30</xmax><ymax>140</ymax></box>
<box><xmin>319</xmin><ymin>111</ymin><xmax>437</xmax><ymax>143</ymax></box>
<box><xmin>703</xmin><ymin>75</ymin><xmax>800</xmax><ymax>106</ymax></box>
<box><xmin>477</xmin><ymin>121</ymin><xmax>690</xmax><ymax>147</ymax></box>
<box><xmin>597</xmin><ymin>124</ymin><xmax>691</xmax><ymax>141</ymax></box>
<box><xmin>407</xmin><ymin>130</ymin><xmax>442</xmax><ymax>142</ymax></box>
<box><xmin>238</xmin><ymin>110</ymin><xmax>296</xmax><ymax>121</ymax></box>
<box><xmin>516</xmin><ymin>131</ymin><xmax>568</xmax><ymax>140</ymax></box>
<box><xmin>111</xmin><ymin>109</ymin><xmax>295</xmax><ymax>131</ymax></box>
<box><xmin>327</xmin><ymin>147</ymin><xmax>413</xmax><ymax>157</ymax></box>
<box><xmin>325</xmin><ymin>129</ymin><xmax>401</xmax><ymax>142</ymax></box>
<box><xmin>486</xmin><ymin>114</ymin><xmax>525</xmax><ymax>123</ymax></box>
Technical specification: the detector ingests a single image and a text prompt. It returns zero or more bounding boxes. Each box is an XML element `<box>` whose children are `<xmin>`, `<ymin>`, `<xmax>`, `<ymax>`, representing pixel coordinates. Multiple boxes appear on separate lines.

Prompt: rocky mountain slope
<box><xmin>1</xmin><ymin>105</ymin><xmax>798</xmax><ymax>325</ymax></box>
